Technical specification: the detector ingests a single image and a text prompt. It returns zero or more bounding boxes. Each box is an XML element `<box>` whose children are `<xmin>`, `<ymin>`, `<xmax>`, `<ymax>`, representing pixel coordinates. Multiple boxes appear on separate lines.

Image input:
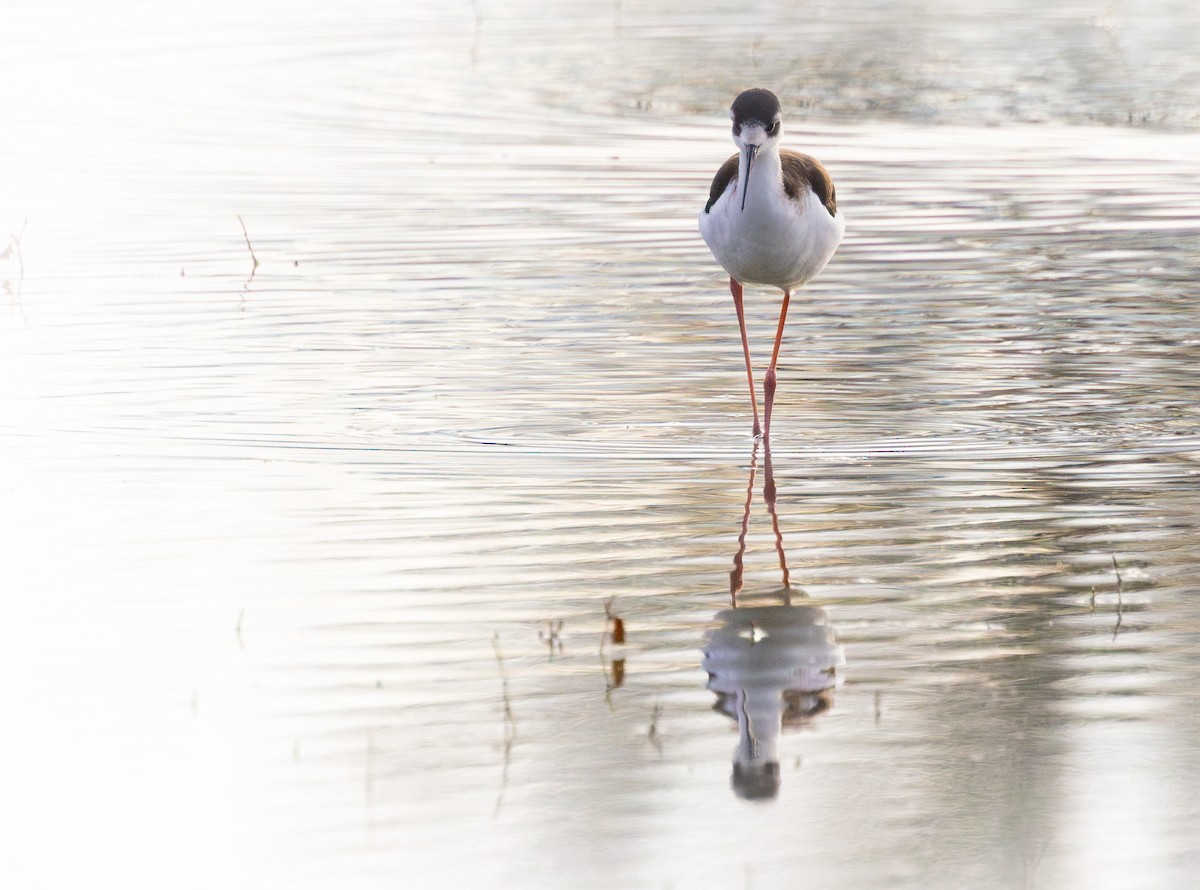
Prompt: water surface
<box><xmin>4</xmin><ymin>2</ymin><xmax>1200</xmax><ymax>888</ymax></box>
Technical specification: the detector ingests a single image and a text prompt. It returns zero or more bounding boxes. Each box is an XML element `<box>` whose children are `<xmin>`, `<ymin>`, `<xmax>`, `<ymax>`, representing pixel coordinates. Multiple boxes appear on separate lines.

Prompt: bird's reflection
<box><xmin>702</xmin><ymin>438</ymin><xmax>845</xmax><ymax>800</ymax></box>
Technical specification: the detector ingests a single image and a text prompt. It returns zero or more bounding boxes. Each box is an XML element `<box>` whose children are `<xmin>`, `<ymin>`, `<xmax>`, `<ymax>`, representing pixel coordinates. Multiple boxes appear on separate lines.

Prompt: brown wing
<box><xmin>704</xmin><ymin>153</ymin><xmax>739</xmax><ymax>214</ymax></box>
<box><xmin>780</xmin><ymin>149</ymin><xmax>838</xmax><ymax>217</ymax></box>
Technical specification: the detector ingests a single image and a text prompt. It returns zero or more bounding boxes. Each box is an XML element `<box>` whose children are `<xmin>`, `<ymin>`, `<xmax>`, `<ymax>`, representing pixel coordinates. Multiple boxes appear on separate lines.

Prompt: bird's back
<box><xmin>779</xmin><ymin>150</ymin><xmax>838</xmax><ymax>218</ymax></box>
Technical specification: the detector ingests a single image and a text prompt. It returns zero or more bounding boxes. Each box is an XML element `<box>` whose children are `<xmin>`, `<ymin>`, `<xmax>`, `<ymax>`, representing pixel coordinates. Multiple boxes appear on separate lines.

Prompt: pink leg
<box><xmin>730</xmin><ymin>278</ymin><xmax>761</xmax><ymax>437</ymax></box>
<box><xmin>762</xmin><ymin>290</ymin><xmax>791</xmax><ymax>439</ymax></box>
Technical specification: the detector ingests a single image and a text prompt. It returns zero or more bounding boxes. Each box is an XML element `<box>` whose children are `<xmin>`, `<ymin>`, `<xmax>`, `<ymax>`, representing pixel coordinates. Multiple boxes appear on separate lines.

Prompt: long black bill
<box><xmin>740</xmin><ymin>144</ymin><xmax>759</xmax><ymax>212</ymax></box>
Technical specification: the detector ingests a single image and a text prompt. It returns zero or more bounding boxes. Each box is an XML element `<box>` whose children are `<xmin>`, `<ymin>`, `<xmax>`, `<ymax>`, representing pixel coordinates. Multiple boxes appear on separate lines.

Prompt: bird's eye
<box><xmin>768</xmin><ymin>121</ymin><xmax>780</xmax><ymax>135</ymax></box>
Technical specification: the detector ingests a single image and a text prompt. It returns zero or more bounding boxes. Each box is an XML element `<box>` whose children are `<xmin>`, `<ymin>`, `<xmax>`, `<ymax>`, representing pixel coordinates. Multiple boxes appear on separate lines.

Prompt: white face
<box><xmin>730</xmin><ymin>112</ymin><xmax>781</xmax><ymax>150</ymax></box>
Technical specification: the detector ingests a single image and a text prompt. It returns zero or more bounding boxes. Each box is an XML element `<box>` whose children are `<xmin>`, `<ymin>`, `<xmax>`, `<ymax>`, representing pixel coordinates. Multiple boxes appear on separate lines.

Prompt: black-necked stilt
<box><xmin>699</xmin><ymin>88</ymin><xmax>845</xmax><ymax>438</ymax></box>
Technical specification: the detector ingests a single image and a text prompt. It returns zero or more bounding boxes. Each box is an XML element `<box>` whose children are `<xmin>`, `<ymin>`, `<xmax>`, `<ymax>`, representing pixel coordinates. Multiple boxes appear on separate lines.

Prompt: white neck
<box><xmin>738</xmin><ymin>141</ymin><xmax>783</xmax><ymax>212</ymax></box>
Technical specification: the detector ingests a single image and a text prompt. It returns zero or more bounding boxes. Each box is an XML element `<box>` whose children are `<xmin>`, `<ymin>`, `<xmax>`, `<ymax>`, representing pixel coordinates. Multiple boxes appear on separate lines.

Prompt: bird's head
<box><xmin>729</xmin><ymin>88</ymin><xmax>782</xmax><ymax>211</ymax></box>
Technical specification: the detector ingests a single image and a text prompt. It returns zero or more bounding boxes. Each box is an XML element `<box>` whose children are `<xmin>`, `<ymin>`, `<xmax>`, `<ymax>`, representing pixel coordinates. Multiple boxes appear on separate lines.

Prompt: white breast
<box><xmin>699</xmin><ymin>159</ymin><xmax>845</xmax><ymax>291</ymax></box>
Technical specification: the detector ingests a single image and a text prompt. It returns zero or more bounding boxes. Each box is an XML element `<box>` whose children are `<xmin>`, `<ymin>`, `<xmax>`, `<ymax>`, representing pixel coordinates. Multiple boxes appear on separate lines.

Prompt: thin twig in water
<box><xmin>2</xmin><ymin>216</ymin><xmax>27</xmax><ymax>275</ymax></box>
<box><xmin>538</xmin><ymin>619</ymin><xmax>563</xmax><ymax>656</ymax></box>
<box><xmin>2</xmin><ymin>217</ymin><xmax>27</xmax><ymax>309</ymax></box>
<box><xmin>647</xmin><ymin>703</ymin><xmax>663</xmax><ymax>750</ymax></box>
<box><xmin>605</xmin><ymin>597</ymin><xmax>626</xmax><ymax>645</ymax></box>
<box><xmin>600</xmin><ymin>598</ymin><xmax>626</xmax><ymax>702</ymax></box>
<box><xmin>365</xmin><ymin>732</ymin><xmax>375</xmax><ymax>794</ymax></box>
<box><xmin>237</xmin><ymin>214</ymin><xmax>260</xmax><ymax>269</ymax></box>
<box><xmin>1112</xmin><ymin>555</ymin><xmax>1124</xmax><ymax>639</ymax></box>
<box><xmin>493</xmin><ymin>633</ymin><xmax>516</xmax><ymax>737</ymax></box>
<box><xmin>492</xmin><ymin>633</ymin><xmax>517</xmax><ymax>818</ymax></box>
<box><xmin>236</xmin><ymin>215</ymin><xmax>259</xmax><ymax>296</ymax></box>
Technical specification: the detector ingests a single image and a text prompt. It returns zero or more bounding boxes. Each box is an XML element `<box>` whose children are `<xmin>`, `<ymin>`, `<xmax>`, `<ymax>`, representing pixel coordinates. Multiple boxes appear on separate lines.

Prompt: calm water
<box><xmin>4</xmin><ymin>1</ymin><xmax>1200</xmax><ymax>888</ymax></box>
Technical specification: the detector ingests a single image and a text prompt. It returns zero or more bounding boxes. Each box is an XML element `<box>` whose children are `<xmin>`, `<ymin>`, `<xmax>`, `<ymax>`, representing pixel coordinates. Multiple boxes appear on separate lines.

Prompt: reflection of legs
<box><xmin>730</xmin><ymin>278</ymin><xmax>761</xmax><ymax>437</ymax></box>
<box><xmin>762</xmin><ymin>434</ymin><xmax>790</xmax><ymax>596</ymax></box>
<box><xmin>762</xmin><ymin>290</ymin><xmax>791</xmax><ymax>438</ymax></box>
<box><xmin>730</xmin><ymin>438</ymin><xmax>760</xmax><ymax>607</ymax></box>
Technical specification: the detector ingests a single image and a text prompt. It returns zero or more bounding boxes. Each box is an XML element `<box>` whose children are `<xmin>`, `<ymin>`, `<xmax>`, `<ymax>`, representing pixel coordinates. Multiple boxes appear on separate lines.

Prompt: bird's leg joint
<box><xmin>764</xmin><ymin>367</ymin><xmax>778</xmax><ymax>401</ymax></box>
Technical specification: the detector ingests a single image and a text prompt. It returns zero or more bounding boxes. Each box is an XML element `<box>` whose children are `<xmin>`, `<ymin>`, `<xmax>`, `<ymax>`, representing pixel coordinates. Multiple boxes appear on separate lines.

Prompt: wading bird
<box><xmin>699</xmin><ymin>88</ymin><xmax>845</xmax><ymax>438</ymax></box>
